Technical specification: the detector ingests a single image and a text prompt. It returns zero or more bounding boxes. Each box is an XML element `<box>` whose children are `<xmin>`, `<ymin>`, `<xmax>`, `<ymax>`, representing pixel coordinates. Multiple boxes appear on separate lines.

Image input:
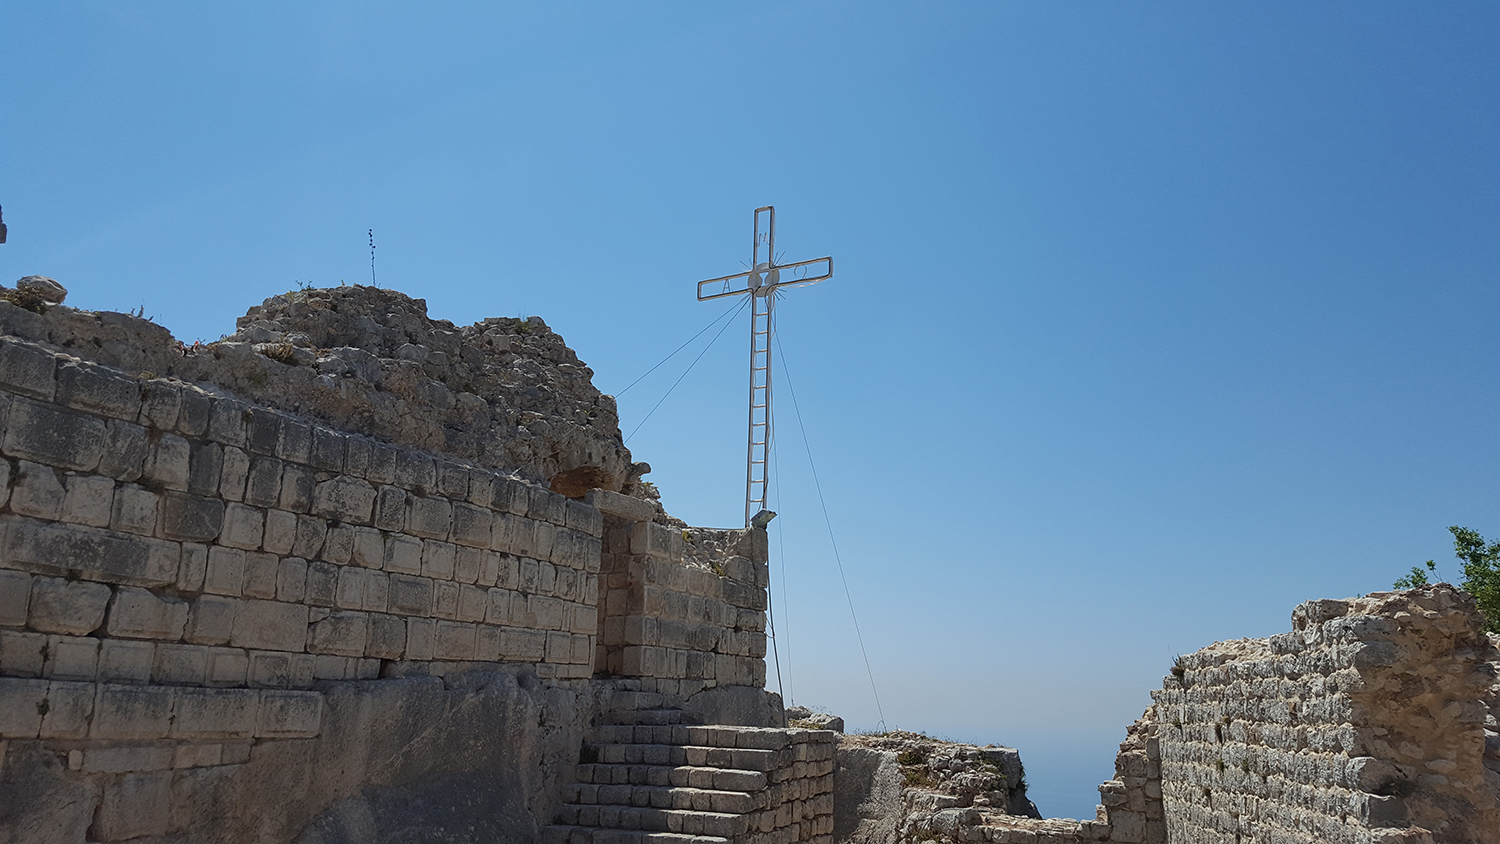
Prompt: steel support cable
<box><xmin>615</xmin><ymin>298</ymin><xmax>747</xmax><ymax>398</ymax></box>
<box><xmin>768</xmin><ymin>427</ymin><xmax>794</xmax><ymax>715</ymax></box>
<box><xmin>773</xmin><ymin>326</ymin><xmax>886</xmax><ymax>729</ymax></box>
<box><xmin>624</xmin><ymin>296</ymin><xmax>750</xmax><ymax>444</ymax></box>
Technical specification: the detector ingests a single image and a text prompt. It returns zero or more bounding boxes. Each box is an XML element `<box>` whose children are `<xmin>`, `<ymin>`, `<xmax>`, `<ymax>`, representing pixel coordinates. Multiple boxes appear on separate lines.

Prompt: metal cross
<box><xmin>696</xmin><ymin>206</ymin><xmax>833</xmax><ymax>528</ymax></box>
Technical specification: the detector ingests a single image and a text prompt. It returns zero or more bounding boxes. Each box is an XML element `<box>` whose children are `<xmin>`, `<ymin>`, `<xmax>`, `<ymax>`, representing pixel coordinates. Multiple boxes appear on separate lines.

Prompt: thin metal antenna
<box><xmin>369</xmin><ymin>229</ymin><xmax>377</xmax><ymax>287</ymax></box>
<box><xmin>695</xmin><ymin>207</ymin><xmax>833</xmax><ymax>527</ymax></box>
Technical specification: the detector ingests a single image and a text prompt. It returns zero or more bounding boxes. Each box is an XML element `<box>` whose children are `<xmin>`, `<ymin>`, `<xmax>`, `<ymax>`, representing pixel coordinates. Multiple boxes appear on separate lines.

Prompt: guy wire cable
<box><xmin>615</xmin><ymin>297</ymin><xmax>746</xmax><ymax>398</ymax></box>
<box><xmin>624</xmin><ymin>296</ymin><xmax>749</xmax><ymax>444</ymax></box>
<box><xmin>774</xmin><ymin>324</ymin><xmax>886</xmax><ymax>729</ymax></box>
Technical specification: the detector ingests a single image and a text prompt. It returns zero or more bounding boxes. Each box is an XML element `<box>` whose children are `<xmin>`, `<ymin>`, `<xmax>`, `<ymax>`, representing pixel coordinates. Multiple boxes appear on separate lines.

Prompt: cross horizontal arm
<box><xmin>697</xmin><ymin>271</ymin><xmax>755</xmax><ymax>301</ymax></box>
<box><xmin>764</xmin><ymin>256</ymin><xmax>833</xmax><ymax>291</ymax></box>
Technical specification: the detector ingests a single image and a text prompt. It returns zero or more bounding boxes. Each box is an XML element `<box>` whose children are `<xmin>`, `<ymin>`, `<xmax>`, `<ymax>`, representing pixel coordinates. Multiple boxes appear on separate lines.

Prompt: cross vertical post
<box><xmin>696</xmin><ymin>206</ymin><xmax>833</xmax><ymax>527</ymax></box>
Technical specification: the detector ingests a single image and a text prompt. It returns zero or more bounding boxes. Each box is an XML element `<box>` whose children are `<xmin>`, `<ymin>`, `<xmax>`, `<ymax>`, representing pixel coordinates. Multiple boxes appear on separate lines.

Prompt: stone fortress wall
<box><xmin>0</xmin><ymin>284</ymin><xmax>813</xmax><ymax>844</ymax></box>
<box><xmin>833</xmin><ymin>585</ymin><xmax>1500</xmax><ymax>844</ymax></box>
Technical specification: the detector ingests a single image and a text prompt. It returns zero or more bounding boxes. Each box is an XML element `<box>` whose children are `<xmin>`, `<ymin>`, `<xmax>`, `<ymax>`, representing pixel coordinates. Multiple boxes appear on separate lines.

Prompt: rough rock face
<box><xmin>0</xmin><ymin>283</ymin><xmax>634</xmax><ymax>494</ymax></box>
<box><xmin>834</xmin><ymin>730</ymin><xmax>1041</xmax><ymax>844</ymax></box>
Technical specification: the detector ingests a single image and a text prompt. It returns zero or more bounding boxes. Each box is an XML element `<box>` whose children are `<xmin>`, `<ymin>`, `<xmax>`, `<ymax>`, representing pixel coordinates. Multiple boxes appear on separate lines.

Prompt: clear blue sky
<box><xmin>4</xmin><ymin>2</ymin><xmax>1497</xmax><ymax>819</ymax></box>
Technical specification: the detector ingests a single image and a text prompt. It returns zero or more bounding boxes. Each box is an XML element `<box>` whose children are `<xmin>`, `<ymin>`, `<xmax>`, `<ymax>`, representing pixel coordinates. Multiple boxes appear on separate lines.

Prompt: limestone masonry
<box><xmin>0</xmin><ymin>281</ymin><xmax>1496</xmax><ymax>843</ymax></box>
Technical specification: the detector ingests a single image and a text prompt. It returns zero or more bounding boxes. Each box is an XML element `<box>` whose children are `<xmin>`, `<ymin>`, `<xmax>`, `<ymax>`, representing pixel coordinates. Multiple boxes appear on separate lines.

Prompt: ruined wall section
<box><xmin>0</xmin><ymin>285</ymin><xmax>632</xmax><ymax>492</ymax></box>
<box><xmin>590</xmin><ymin>490</ymin><xmax>770</xmax><ymax>702</ymax></box>
<box><xmin>1152</xmin><ymin>586</ymin><xmax>1500</xmax><ymax>844</ymax></box>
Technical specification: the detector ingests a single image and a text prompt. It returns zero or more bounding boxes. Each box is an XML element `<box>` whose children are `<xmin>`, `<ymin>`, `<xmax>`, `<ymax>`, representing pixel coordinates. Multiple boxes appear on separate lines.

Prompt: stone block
<box><xmin>486</xmin><ymin>588</ymin><xmax>512</xmax><ymax>625</ymax></box>
<box><xmin>94</xmin><ymin>770</ymin><xmax>172</xmax><ymax>840</ymax></box>
<box><xmin>312</xmin><ymin>477</ymin><xmax>376</xmax><ymax>525</ymax></box>
<box><xmin>451</xmin><ymin>503</ymin><xmax>493</xmax><ymax>548</ymax></box>
<box><xmin>221</xmin><ymin>503</ymin><xmax>265</xmax><ymax>550</ymax></box>
<box><xmin>310</xmin><ymin>611</ymin><xmax>368</xmax><ymax>656</ymax></box>
<box><xmin>99</xmin><ymin>418</ymin><xmax>148</xmax><ymax>481</ymax></box>
<box><xmin>142</xmin><ymin>433</ymin><xmax>191</xmax><ymax>491</ymax></box>
<box><xmin>177</xmin><ymin>543</ymin><xmax>208</xmax><ymax>592</ymax></box>
<box><xmin>350</xmin><ymin>526</ymin><xmax>384</xmax><ymax>569</ymax></box>
<box><xmin>153</xmin><ymin>643</ymin><xmax>210</xmax><ymax>684</ymax></box>
<box><xmin>159</xmin><ymin>493</ymin><xmax>223</xmax><ymax>541</ymax></box>
<box><xmin>263</xmin><ymin>509</ymin><xmax>297</xmax><ymax>555</ymax></box>
<box><xmin>43</xmin><ymin>634</ymin><xmax>100</xmax><ymax>680</ymax></box>
<box><xmin>511</xmin><ymin>518</ymin><xmax>537</xmax><ymax>558</ymax></box>
<box><xmin>187</xmin><ymin>440</ymin><xmax>223</xmax><ymax>496</ymax></box>
<box><xmin>230</xmin><ymin>600</ymin><xmax>309</xmax><ymax>652</ymax></box>
<box><xmin>313</xmin><ymin>654</ymin><xmax>352</xmax><ymax>679</ymax></box>
<box><xmin>92</xmin><ymin>684</ymin><xmax>174</xmax><ymax>739</ymax></box>
<box><xmin>106</xmin><ymin>586</ymin><xmax>188</xmax><ymax>641</ymax></box>
<box><xmin>82</xmin><ymin>744</ymin><xmax>174</xmax><ymax>773</ymax></box>
<box><xmin>206</xmin><ymin>647</ymin><xmax>249</xmax><ymax>686</ymax></box>
<box><xmin>490</xmin><ymin>477</ymin><xmax>530</xmax><ymax>515</ymax></box>
<box><xmin>277</xmin><ymin>418</ymin><xmax>312</xmax><ymax>464</ymax></box>
<box><xmin>384</xmin><ymin>534</ymin><xmax>423</xmax><ymax>574</ymax></box>
<box><xmin>246</xmin><ymin>408</ymin><xmax>281</xmax><ymax>455</ymax></box>
<box><xmin>177</xmin><ymin>387</ymin><xmax>211</xmax><ymax>437</ymax></box>
<box><xmin>455</xmin><ymin>546</ymin><xmax>482</xmax><ymax>584</ymax></box>
<box><xmin>220</xmin><ymin>445</ymin><xmax>249</xmax><ymax>500</ymax></box>
<box><xmin>244</xmin><ymin>456</ymin><xmax>283</xmax><ymax>507</ymax></box>
<box><xmin>173</xmin><ymin>686</ymin><xmax>259</xmax><ymax>737</ymax></box>
<box><xmin>528</xmin><ymin>486</ymin><xmax>567</xmax><ymax>525</ymax></box>
<box><xmin>585</xmin><ymin>488</ymin><xmax>655</xmax><ymax>522</ymax></box>
<box><xmin>278</xmin><ymin>557</ymin><xmax>308</xmax><ymax>602</ymax></box>
<box><xmin>434</xmin><ymin>621</ymin><xmax>476</xmax><ymax>660</ymax></box>
<box><xmin>110</xmin><ymin>484</ymin><xmax>160</xmax><ymax>535</ymax></box>
<box><xmin>408</xmin><ymin>495</ymin><xmax>453</xmax><ymax>539</ymax></box>
<box><xmin>368</xmin><ymin>443</ymin><xmax>398</xmax><ymax>485</ymax></box>
<box><xmin>290</xmin><ymin>515</ymin><xmax>328</xmax><ymax>561</ymax></box>
<box><xmin>545</xmin><ymin>631</ymin><xmax>571</xmax><ymax>662</ymax></box>
<box><xmin>138</xmin><ymin>379</ymin><xmax>181</xmax><ymax>430</ymax></box>
<box><xmin>247</xmin><ymin>650</ymin><xmax>314</xmax><ymax>688</ymax></box>
<box><xmin>58</xmin><ymin>473</ymin><xmax>112</xmax><ymax>524</ymax></box>
<box><xmin>367</xmin><ymin>614</ymin><xmax>406</xmax><ymax>658</ymax></box>
<box><xmin>256</xmin><ymin>689</ymin><xmax>322</xmax><ymax>737</ymax></box>
<box><xmin>364</xmin><ymin>571</ymin><xmax>389</xmax><ymax>612</ymax></box>
<box><xmin>242</xmin><ymin>551</ymin><xmax>279</xmax><ymax>599</ymax></box>
<box><xmin>406</xmin><ymin>618</ymin><xmax>435</xmax><ymax>660</ymax></box>
<box><xmin>437</xmin><ymin>460</ymin><xmax>470</xmax><ymax>499</ymax></box>
<box><xmin>98</xmin><ymin>639</ymin><xmax>155</xmax><ymax>683</ymax></box>
<box><xmin>336</xmin><ymin>567</ymin><xmax>366</xmax><ymax>610</ymax></box>
<box><xmin>40</xmin><ymin>679</ymin><xmax>95</xmax><ymax>738</ymax></box>
<box><xmin>305</xmin><ymin>561</ymin><xmax>338</xmax><ymax>607</ymax></box>
<box><xmin>0</xmin><ymin>629</ymin><xmax>46</xmax><ymax>676</ymax></box>
<box><xmin>8</xmin><ymin>460</ymin><xmax>64</xmax><ymax>519</ymax></box>
<box><xmin>0</xmin><ymin>570</ymin><xmax>30</xmax><ymax>627</ymax></box>
<box><xmin>374</xmin><ymin>485</ymin><xmax>407</xmax><ymax>531</ymax></box>
<box><xmin>0</xmin><ymin>676</ymin><xmax>47</xmax><ymax>737</ymax></box>
<box><xmin>344</xmin><ymin>436</ymin><xmax>372</xmax><ymax>477</ymax></box>
<box><xmin>476</xmin><ymin>624</ymin><xmax>502</xmax><ymax>661</ymax></box>
<box><xmin>389</xmin><ymin>575</ymin><xmax>434</xmax><ymax>616</ymax></box>
<box><xmin>566</xmin><ymin>499</ymin><xmax>605</xmax><ymax>537</ymax></box>
<box><xmin>457</xmin><ymin>584</ymin><xmax>488</xmax><ymax>622</ymax></box>
<box><xmin>422</xmin><ymin>540</ymin><xmax>456</xmax><ymax>580</ymax></box>
<box><xmin>0</xmin><ymin>341</ymin><xmax>56</xmax><ymax>399</ymax></box>
<box><xmin>394</xmin><ymin>450</ymin><xmax>436</xmax><ymax>492</ymax></box>
<box><xmin>28</xmin><ymin>576</ymin><xmax>111</xmax><ymax>635</ymax></box>
<box><xmin>435</xmin><ymin>580</ymin><xmax>459</xmax><ymax>619</ymax></box>
<box><xmin>203</xmin><ymin>546</ymin><xmax>246</xmax><ymax>596</ymax></box>
<box><xmin>55</xmin><ymin>360</ymin><xmax>138</xmax><ymax>419</ymax></box>
<box><xmin>534</xmin><ymin>522</ymin><xmax>556</xmax><ymax>562</ymax></box>
<box><xmin>502</xmin><ymin>628</ymin><xmax>546</xmax><ymax>661</ymax></box>
<box><xmin>207</xmin><ymin>398</ymin><xmax>249</xmax><ymax>447</ymax></box>
<box><xmin>321</xmin><ymin>523</ymin><xmax>354</xmax><ymax>564</ymax></box>
<box><xmin>173</xmin><ymin>742</ymin><xmax>223</xmax><ymax>768</ymax></box>
<box><xmin>2</xmin><ymin>519</ymin><xmax>181</xmax><ymax>588</ymax></box>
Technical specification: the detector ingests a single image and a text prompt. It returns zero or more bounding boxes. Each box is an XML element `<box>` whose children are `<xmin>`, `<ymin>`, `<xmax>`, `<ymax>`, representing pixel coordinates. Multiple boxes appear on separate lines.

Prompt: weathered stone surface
<box><xmin>28</xmin><ymin>576</ymin><xmax>111</xmax><ymax>635</ymax></box>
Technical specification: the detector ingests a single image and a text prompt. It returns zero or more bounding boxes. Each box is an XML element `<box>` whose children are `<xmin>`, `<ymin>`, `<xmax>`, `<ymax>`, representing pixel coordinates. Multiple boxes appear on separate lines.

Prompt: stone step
<box><xmin>599</xmin><ymin>708</ymin><xmax>691</xmax><ymax>726</ymax></box>
<box><xmin>562</xmin><ymin>783</ymin><xmax>761</xmax><ymax>814</ymax></box>
<box><xmin>590</xmin><ymin>744</ymin><xmax>779</xmax><ymax>771</ymax></box>
<box><xmin>576</xmin><ymin>763</ymin><xmax>768</xmax><ymax>793</ymax></box>
<box><xmin>592</xmin><ymin>725</ymin><xmax>799</xmax><ymax>751</ymax></box>
<box><xmin>553</xmin><ymin>804</ymin><xmax>748</xmax><ymax>839</ymax></box>
<box><xmin>541</xmin><ymin>825</ymin><xmax>729</xmax><ymax>844</ymax></box>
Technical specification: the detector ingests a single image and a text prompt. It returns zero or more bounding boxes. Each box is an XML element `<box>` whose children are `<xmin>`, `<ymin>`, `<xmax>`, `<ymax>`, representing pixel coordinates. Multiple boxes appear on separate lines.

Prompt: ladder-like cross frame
<box><xmin>696</xmin><ymin>207</ymin><xmax>833</xmax><ymax>528</ymax></box>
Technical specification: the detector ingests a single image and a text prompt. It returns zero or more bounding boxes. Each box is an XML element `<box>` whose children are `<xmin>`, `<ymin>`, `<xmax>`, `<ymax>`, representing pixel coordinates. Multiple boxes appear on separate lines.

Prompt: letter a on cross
<box><xmin>696</xmin><ymin>207</ymin><xmax>833</xmax><ymax>528</ymax></box>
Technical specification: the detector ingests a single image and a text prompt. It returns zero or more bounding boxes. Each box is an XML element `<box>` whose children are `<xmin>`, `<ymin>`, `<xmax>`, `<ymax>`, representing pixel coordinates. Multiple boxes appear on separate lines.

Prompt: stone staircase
<box><xmin>542</xmin><ymin>692</ymin><xmax>835</xmax><ymax>844</ymax></box>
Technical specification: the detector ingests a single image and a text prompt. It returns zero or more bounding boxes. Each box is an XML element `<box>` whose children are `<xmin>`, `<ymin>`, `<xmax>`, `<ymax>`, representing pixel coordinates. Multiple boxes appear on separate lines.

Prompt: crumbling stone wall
<box><xmin>591</xmin><ymin>489</ymin><xmax>769</xmax><ymax>702</ymax></box>
<box><xmin>0</xmin><ymin>285</ymin><xmax>778</xmax><ymax>843</ymax></box>
<box><xmin>1153</xmin><ymin>586</ymin><xmax>1500</xmax><ymax>844</ymax></box>
<box><xmin>0</xmin><ymin>286</ymin><xmax>632</xmax><ymax>493</ymax></box>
